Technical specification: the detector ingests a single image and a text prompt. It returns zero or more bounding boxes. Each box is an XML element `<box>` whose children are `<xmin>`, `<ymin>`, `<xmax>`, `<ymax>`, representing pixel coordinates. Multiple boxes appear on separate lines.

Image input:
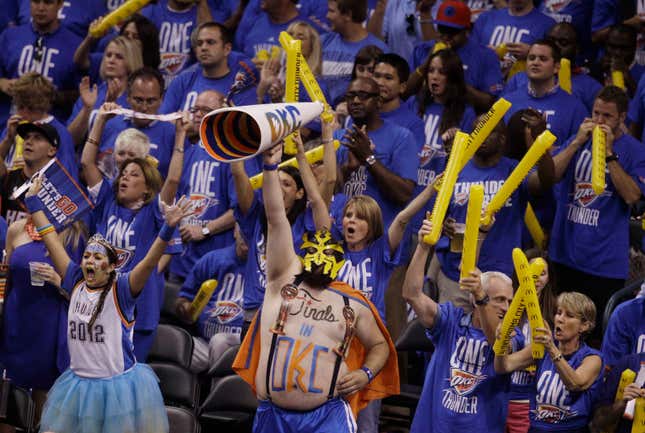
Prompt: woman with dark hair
<box><xmin>119</xmin><ymin>13</ymin><xmax>161</xmax><ymax>70</ymax></box>
<box><xmin>82</xmin><ymin>145</ymin><xmax>184</xmax><ymax>361</ymax></box>
<box><xmin>24</xmin><ymin>177</ymin><xmax>191</xmax><ymax>433</ymax></box>
<box><xmin>413</xmin><ymin>48</ymin><xmax>477</xmax><ymax>233</ymax></box>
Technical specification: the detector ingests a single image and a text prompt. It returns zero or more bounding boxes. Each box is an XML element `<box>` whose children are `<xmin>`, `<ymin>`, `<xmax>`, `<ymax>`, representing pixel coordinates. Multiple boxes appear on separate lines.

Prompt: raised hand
<box><xmin>79</xmin><ymin>76</ymin><xmax>98</xmax><ymax>109</ymax></box>
<box><xmin>163</xmin><ymin>196</ymin><xmax>194</xmax><ymax>228</ymax></box>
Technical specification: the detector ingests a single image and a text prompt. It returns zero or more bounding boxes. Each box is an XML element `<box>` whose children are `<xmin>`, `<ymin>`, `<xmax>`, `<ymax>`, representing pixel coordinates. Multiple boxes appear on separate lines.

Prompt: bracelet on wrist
<box><xmin>263</xmin><ymin>163</ymin><xmax>279</xmax><ymax>171</ymax></box>
<box><xmin>159</xmin><ymin>223</ymin><xmax>174</xmax><ymax>242</ymax></box>
<box><xmin>360</xmin><ymin>366</ymin><xmax>375</xmax><ymax>383</ymax></box>
<box><xmin>551</xmin><ymin>352</ymin><xmax>563</xmax><ymax>363</ymax></box>
<box><xmin>174</xmin><ymin>147</ymin><xmax>184</xmax><ymax>153</ymax></box>
<box><xmin>86</xmin><ymin>137</ymin><xmax>98</xmax><ymax>145</ymax></box>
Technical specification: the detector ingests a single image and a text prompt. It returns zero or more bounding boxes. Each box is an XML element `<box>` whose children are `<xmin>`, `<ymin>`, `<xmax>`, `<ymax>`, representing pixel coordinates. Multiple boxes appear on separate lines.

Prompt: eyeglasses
<box><xmin>131</xmin><ymin>96</ymin><xmax>160</xmax><ymax>106</ymax></box>
<box><xmin>437</xmin><ymin>24</ymin><xmax>462</xmax><ymax>36</ymax></box>
<box><xmin>33</xmin><ymin>36</ymin><xmax>44</xmax><ymax>64</ymax></box>
<box><xmin>405</xmin><ymin>14</ymin><xmax>415</xmax><ymax>36</ymax></box>
<box><xmin>189</xmin><ymin>106</ymin><xmax>215</xmax><ymax>114</ymax></box>
<box><xmin>345</xmin><ymin>91</ymin><xmax>379</xmax><ymax>101</ymax></box>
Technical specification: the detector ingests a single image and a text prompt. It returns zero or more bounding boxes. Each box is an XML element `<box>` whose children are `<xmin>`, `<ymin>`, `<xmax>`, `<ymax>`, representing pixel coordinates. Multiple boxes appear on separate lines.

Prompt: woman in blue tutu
<box><xmin>23</xmin><ymin>175</ymin><xmax>191</xmax><ymax>433</ymax></box>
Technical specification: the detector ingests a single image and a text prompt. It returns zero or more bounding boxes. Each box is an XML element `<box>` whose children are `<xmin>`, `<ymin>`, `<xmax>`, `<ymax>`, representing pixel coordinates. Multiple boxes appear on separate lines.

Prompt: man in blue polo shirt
<box><xmin>0</xmin><ymin>0</ymin><xmax>82</xmax><ymax>125</ymax></box>
<box><xmin>161</xmin><ymin>22</ymin><xmax>257</xmax><ymax>113</ymax></box>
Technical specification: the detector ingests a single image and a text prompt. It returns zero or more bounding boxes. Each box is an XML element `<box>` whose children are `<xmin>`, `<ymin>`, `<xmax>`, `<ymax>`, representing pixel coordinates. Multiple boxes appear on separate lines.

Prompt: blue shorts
<box><xmin>253</xmin><ymin>398</ymin><xmax>357</xmax><ymax>433</ymax></box>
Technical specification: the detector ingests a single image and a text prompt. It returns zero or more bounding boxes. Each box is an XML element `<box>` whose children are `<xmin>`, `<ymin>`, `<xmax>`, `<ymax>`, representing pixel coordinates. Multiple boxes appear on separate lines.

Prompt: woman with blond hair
<box><xmin>68</xmin><ymin>35</ymin><xmax>144</xmax><ymax>146</ymax></box>
<box><xmin>495</xmin><ymin>292</ymin><xmax>604</xmax><ymax>433</ymax></box>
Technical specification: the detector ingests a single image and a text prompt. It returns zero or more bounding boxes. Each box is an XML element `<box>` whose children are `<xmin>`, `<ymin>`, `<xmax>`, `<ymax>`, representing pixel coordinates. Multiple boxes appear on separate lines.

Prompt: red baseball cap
<box><xmin>435</xmin><ymin>1</ymin><xmax>471</xmax><ymax>30</ymax></box>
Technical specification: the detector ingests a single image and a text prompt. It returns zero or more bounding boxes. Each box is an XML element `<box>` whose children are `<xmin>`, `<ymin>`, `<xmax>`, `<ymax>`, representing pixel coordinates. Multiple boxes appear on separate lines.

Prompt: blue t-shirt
<box><xmin>207</xmin><ymin>0</ymin><xmax>238</xmax><ymax>24</ymax></box>
<box><xmin>90</xmin><ymin>181</ymin><xmax>182</xmax><ymax>330</ymax></box>
<box><xmin>592</xmin><ymin>0</ymin><xmax>645</xmax><ymax>67</ymax></box>
<box><xmin>436</xmin><ymin>158</ymin><xmax>529</xmax><ymax>281</ymax></box>
<box><xmin>335</xmin><ymin>120</ymin><xmax>418</xmax><ymax>227</ymax></box>
<box><xmin>141</xmin><ymin>0</ymin><xmax>197</xmax><ymax>87</ymax></box>
<box><xmin>160</xmin><ymin>53</ymin><xmax>257</xmax><ymax>113</ymax></box>
<box><xmin>411</xmin><ymin>38</ymin><xmax>503</xmax><ymax>97</ymax></box>
<box><xmin>239</xmin><ymin>12</ymin><xmax>314</xmax><ymax>60</ymax></box>
<box><xmin>504</xmin><ymin>71</ymin><xmax>601</xmax><ymax>114</ymax></box>
<box><xmin>503</xmin><ymin>86</ymin><xmax>588</xmax><ymax>151</ymax></box>
<box><xmin>380</xmin><ymin>102</ymin><xmax>425</xmax><ymax>149</ymax></box>
<box><xmin>17</xmin><ymin>0</ymin><xmax>106</xmax><ymax>38</ymax></box>
<box><xmin>336</xmin><ymin>234</ymin><xmax>407</xmax><ymax>321</ymax></box>
<box><xmin>508</xmin><ymin>321</ymin><xmax>537</xmax><ymax>401</ymax></box>
<box><xmin>170</xmin><ymin>140</ymin><xmax>237</xmax><ymax>278</ymax></box>
<box><xmin>538</xmin><ymin>0</ymin><xmax>594</xmax><ymax>63</ymax></box>
<box><xmin>178</xmin><ymin>244</ymin><xmax>245</xmax><ymax>339</ymax></box>
<box><xmin>0</xmin><ymin>0</ymin><xmax>18</xmax><ymax>29</ymax></box>
<box><xmin>99</xmin><ymin>116</ymin><xmax>175</xmax><ymax>179</ymax></box>
<box><xmin>601</xmin><ymin>296</ymin><xmax>645</xmax><ymax>366</ymax></box>
<box><xmin>529</xmin><ymin>343</ymin><xmax>603</xmax><ymax>432</ymax></box>
<box><xmin>235</xmin><ymin>191</ymin><xmax>313</xmax><ymax>311</ymax></box>
<box><xmin>549</xmin><ymin>133</ymin><xmax>645</xmax><ymax>279</ymax></box>
<box><xmin>628</xmin><ymin>73</ymin><xmax>645</xmax><ymax>142</ymax></box>
<box><xmin>472</xmin><ymin>8</ymin><xmax>556</xmax><ymax>48</ymax></box>
<box><xmin>321</xmin><ymin>32</ymin><xmax>388</xmax><ymax>106</ymax></box>
<box><xmin>381</xmin><ymin>0</ymin><xmax>425</xmax><ymax>63</ymax></box>
<box><xmin>411</xmin><ymin>303</ymin><xmax>512</xmax><ymax>433</ymax></box>
<box><xmin>596</xmin><ymin>352</ymin><xmax>645</xmax><ymax>433</ymax></box>
<box><xmin>0</xmin><ymin>23</ymin><xmax>83</xmax><ymax>124</ymax></box>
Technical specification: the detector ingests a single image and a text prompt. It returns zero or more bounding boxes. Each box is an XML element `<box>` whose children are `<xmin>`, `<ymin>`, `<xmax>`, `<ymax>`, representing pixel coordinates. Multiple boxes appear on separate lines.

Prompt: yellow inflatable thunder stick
<box><xmin>423</xmin><ymin>131</ymin><xmax>468</xmax><ymax>245</ymax></box>
<box><xmin>481</xmin><ymin>130</ymin><xmax>556</xmax><ymax>225</ymax></box>
<box><xmin>459</xmin><ymin>185</ymin><xmax>484</xmax><ymax>282</ymax></box>
<box><xmin>280</xmin><ymin>32</ymin><xmax>334</xmax><ymax>124</ymax></box>
<box><xmin>559</xmin><ymin>58</ymin><xmax>572</xmax><ymax>94</ymax></box>
<box><xmin>89</xmin><ymin>0</ymin><xmax>152</xmax><ymax>38</ymax></box>
<box><xmin>633</xmin><ymin>398</ymin><xmax>645</xmax><ymax>433</ymax></box>
<box><xmin>190</xmin><ymin>279</ymin><xmax>218</xmax><ymax>323</ymax></box>
<box><xmin>493</xmin><ymin>252</ymin><xmax>545</xmax><ymax>356</ymax></box>
<box><xmin>615</xmin><ymin>369</ymin><xmax>637</xmax><ymax>402</ymax></box>
<box><xmin>525</xmin><ymin>203</ymin><xmax>546</xmax><ymax>250</ymax></box>
<box><xmin>249</xmin><ymin>140</ymin><xmax>341</xmax><ymax>189</ymax></box>
<box><xmin>433</xmin><ymin>98</ymin><xmax>513</xmax><ymax>192</ymax></box>
<box><xmin>612</xmin><ymin>70</ymin><xmax>626</xmax><ymax>91</ymax></box>
<box><xmin>592</xmin><ymin>126</ymin><xmax>607</xmax><ymax>195</ymax></box>
<box><xmin>514</xmin><ymin>248</ymin><xmax>546</xmax><ymax>359</ymax></box>
<box><xmin>279</xmin><ymin>33</ymin><xmax>302</xmax><ymax>156</ymax></box>
<box><xmin>433</xmin><ymin>42</ymin><xmax>449</xmax><ymax>53</ymax></box>
<box><xmin>494</xmin><ymin>44</ymin><xmax>526</xmax><ymax>79</ymax></box>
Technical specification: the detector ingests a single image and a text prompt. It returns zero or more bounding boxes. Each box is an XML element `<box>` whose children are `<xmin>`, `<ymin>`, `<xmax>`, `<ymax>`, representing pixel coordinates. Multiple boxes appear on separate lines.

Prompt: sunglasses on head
<box><xmin>405</xmin><ymin>14</ymin><xmax>416</xmax><ymax>36</ymax></box>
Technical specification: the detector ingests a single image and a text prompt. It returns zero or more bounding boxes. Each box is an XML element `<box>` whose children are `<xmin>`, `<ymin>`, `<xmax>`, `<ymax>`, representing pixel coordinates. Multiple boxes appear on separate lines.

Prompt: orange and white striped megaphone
<box><xmin>199</xmin><ymin>102</ymin><xmax>324</xmax><ymax>162</ymax></box>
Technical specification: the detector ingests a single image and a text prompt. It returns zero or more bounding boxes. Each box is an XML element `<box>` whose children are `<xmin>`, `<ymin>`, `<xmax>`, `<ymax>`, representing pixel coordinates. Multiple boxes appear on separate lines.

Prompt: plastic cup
<box><xmin>450</xmin><ymin>223</ymin><xmax>466</xmax><ymax>253</ymax></box>
<box><xmin>29</xmin><ymin>262</ymin><xmax>46</xmax><ymax>287</ymax></box>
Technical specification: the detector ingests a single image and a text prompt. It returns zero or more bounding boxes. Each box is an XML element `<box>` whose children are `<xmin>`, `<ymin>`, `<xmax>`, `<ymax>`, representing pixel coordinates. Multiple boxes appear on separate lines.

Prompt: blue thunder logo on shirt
<box><xmin>532</xmin><ymin>370</ymin><xmax>576</xmax><ymax>423</ymax></box>
<box><xmin>543</xmin><ymin>0</ymin><xmax>573</xmax><ymax>21</ymax></box>
<box><xmin>453</xmin><ymin>180</ymin><xmax>510</xmax><ymax>208</ymax></box>
<box><xmin>182</xmin><ymin>159</ymin><xmax>222</xmax><ymax>225</ymax></box>
<box><xmin>158</xmin><ymin>20</ymin><xmax>193</xmax><ymax>82</ymax></box>
<box><xmin>105</xmin><ymin>215</ymin><xmax>135</xmax><ymax>269</ymax></box>
<box><xmin>442</xmin><ymin>336</ymin><xmax>489</xmax><ymax>414</ymax></box>
<box><xmin>337</xmin><ymin>257</ymin><xmax>373</xmax><ymax>301</ymax></box>
<box><xmin>203</xmin><ymin>271</ymin><xmax>244</xmax><ymax>338</ymax></box>
<box><xmin>568</xmin><ymin>148</ymin><xmax>609</xmax><ymax>227</ymax></box>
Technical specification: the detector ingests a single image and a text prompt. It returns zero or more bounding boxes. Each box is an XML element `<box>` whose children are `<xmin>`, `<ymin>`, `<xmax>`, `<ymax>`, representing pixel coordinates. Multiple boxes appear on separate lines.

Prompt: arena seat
<box><xmin>148</xmin><ymin>323</ymin><xmax>194</xmax><ymax>369</ymax></box>
<box><xmin>199</xmin><ymin>374</ymin><xmax>257</xmax><ymax>433</ymax></box>
<box><xmin>167</xmin><ymin>405</ymin><xmax>200</xmax><ymax>433</ymax></box>
<box><xmin>207</xmin><ymin>344</ymin><xmax>240</xmax><ymax>378</ymax></box>
<box><xmin>0</xmin><ymin>384</ymin><xmax>35</xmax><ymax>432</ymax></box>
<box><xmin>602</xmin><ymin>278</ymin><xmax>642</xmax><ymax>333</ymax></box>
<box><xmin>150</xmin><ymin>362</ymin><xmax>200</xmax><ymax>411</ymax></box>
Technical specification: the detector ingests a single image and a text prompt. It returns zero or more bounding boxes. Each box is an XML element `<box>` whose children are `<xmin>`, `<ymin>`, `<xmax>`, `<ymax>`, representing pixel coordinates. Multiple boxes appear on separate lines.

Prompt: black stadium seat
<box><xmin>199</xmin><ymin>374</ymin><xmax>257</xmax><ymax>433</ymax></box>
<box><xmin>150</xmin><ymin>362</ymin><xmax>200</xmax><ymax>411</ymax></box>
<box><xmin>148</xmin><ymin>323</ymin><xmax>194</xmax><ymax>369</ymax></box>
<box><xmin>167</xmin><ymin>405</ymin><xmax>200</xmax><ymax>433</ymax></box>
<box><xmin>0</xmin><ymin>384</ymin><xmax>35</xmax><ymax>432</ymax></box>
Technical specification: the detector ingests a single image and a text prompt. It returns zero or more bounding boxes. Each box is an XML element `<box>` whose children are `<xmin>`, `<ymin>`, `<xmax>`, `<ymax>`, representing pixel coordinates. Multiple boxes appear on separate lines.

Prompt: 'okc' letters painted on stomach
<box><xmin>270</xmin><ymin>337</ymin><xmax>330</xmax><ymax>394</ymax></box>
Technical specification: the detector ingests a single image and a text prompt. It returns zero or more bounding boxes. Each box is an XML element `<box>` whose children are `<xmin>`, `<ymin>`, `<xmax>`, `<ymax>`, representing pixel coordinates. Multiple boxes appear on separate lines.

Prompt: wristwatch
<box><xmin>365</xmin><ymin>155</ymin><xmax>377</xmax><ymax>166</ymax></box>
<box><xmin>606</xmin><ymin>153</ymin><xmax>619</xmax><ymax>163</ymax></box>
<box><xmin>474</xmin><ymin>294</ymin><xmax>490</xmax><ymax>306</ymax></box>
<box><xmin>201</xmin><ymin>226</ymin><xmax>211</xmax><ymax>237</ymax></box>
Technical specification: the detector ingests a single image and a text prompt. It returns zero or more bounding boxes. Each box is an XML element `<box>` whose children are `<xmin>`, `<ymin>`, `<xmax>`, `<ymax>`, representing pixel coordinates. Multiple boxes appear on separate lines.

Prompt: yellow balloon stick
<box><xmin>513</xmin><ymin>248</ymin><xmax>545</xmax><ymax>359</ymax></box>
<box><xmin>249</xmin><ymin>140</ymin><xmax>340</xmax><ymax>190</ymax></box>
<box><xmin>190</xmin><ymin>279</ymin><xmax>218</xmax><ymax>323</ymax></box>
<box><xmin>280</xmin><ymin>35</ymin><xmax>301</xmax><ymax>156</ymax></box>
<box><xmin>494</xmin><ymin>256</ymin><xmax>546</xmax><ymax>356</ymax></box>
<box><xmin>459</xmin><ymin>185</ymin><xmax>484</xmax><ymax>281</ymax></box>
<box><xmin>482</xmin><ymin>130</ymin><xmax>555</xmax><ymax>225</ymax></box>
<box><xmin>433</xmin><ymin>41</ymin><xmax>449</xmax><ymax>53</ymax></box>
<box><xmin>612</xmin><ymin>70</ymin><xmax>626</xmax><ymax>90</ymax></box>
<box><xmin>615</xmin><ymin>369</ymin><xmax>637</xmax><ymax>402</ymax></box>
<box><xmin>423</xmin><ymin>131</ymin><xmax>468</xmax><ymax>245</ymax></box>
<box><xmin>559</xmin><ymin>59</ymin><xmax>572</xmax><ymax>94</ymax></box>
<box><xmin>592</xmin><ymin>126</ymin><xmax>606</xmax><ymax>196</ymax></box>
<box><xmin>89</xmin><ymin>0</ymin><xmax>152</xmax><ymax>38</ymax></box>
<box><xmin>525</xmin><ymin>203</ymin><xmax>546</xmax><ymax>250</ymax></box>
<box><xmin>280</xmin><ymin>32</ymin><xmax>334</xmax><ymax>124</ymax></box>
<box><xmin>633</xmin><ymin>398</ymin><xmax>645</xmax><ymax>433</ymax></box>
<box><xmin>459</xmin><ymin>98</ymin><xmax>513</xmax><ymax>171</ymax></box>
<box><xmin>495</xmin><ymin>44</ymin><xmax>508</xmax><ymax>59</ymax></box>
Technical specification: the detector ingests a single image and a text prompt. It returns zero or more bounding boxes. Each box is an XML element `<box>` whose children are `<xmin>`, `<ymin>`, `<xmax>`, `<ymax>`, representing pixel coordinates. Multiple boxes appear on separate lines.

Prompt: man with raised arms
<box><xmin>234</xmin><ymin>143</ymin><xmax>398</xmax><ymax>432</ymax></box>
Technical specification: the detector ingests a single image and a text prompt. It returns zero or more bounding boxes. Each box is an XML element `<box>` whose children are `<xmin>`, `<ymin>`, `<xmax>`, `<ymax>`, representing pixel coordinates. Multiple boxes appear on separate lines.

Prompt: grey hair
<box><xmin>115</xmin><ymin>128</ymin><xmax>150</xmax><ymax>157</ymax></box>
<box><xmin>480</xmin><ymin>271</ymin><xmax>513</xmax><ymax>293</ymax></box>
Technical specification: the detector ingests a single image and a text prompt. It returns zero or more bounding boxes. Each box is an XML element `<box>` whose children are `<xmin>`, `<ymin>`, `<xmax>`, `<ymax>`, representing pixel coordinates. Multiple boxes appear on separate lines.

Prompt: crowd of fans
<box><xmin>0</xmin><ymin>0</ymin><xmax>644</xmax><ymax>432</ymax></box>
